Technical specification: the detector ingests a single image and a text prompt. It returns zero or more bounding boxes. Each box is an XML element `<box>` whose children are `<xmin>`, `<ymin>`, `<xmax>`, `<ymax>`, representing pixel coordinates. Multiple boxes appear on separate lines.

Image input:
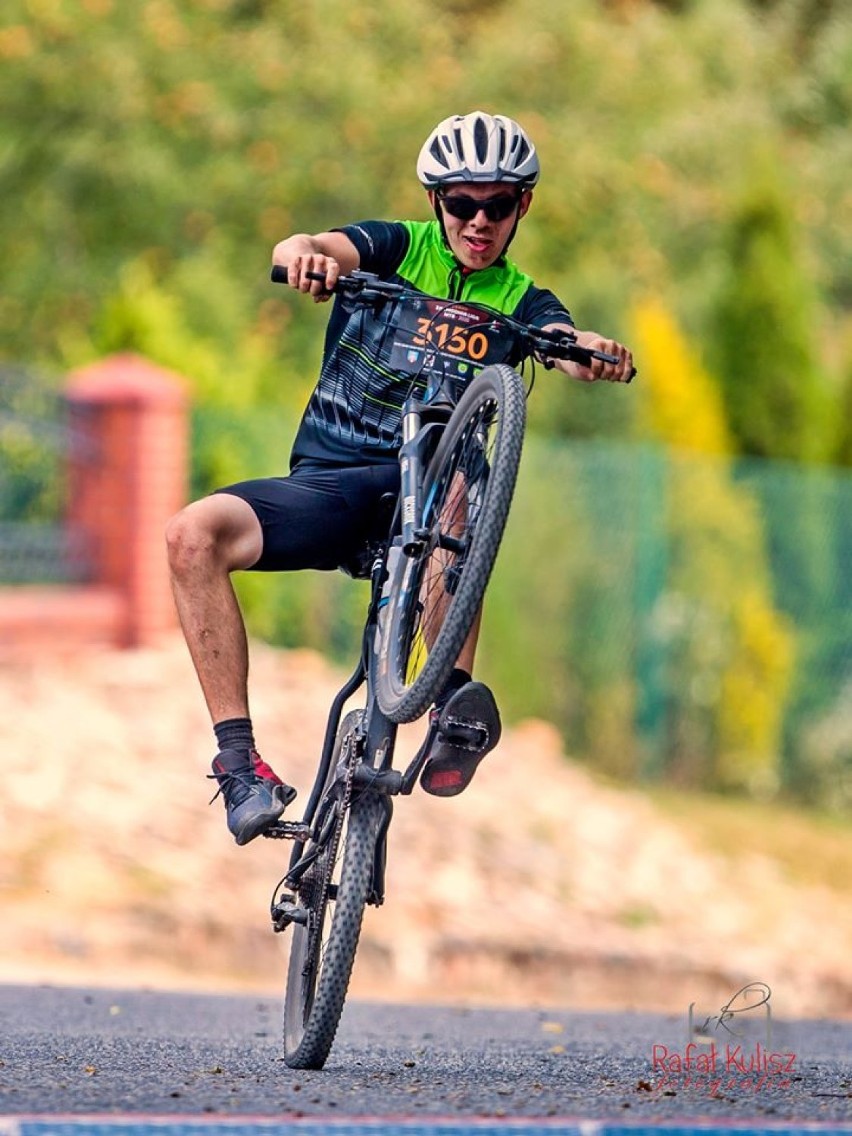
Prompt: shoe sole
<box><xmin>420</xmin><ymin>683</ymin><xmax>501</xmax><ymax>798</ymax></box>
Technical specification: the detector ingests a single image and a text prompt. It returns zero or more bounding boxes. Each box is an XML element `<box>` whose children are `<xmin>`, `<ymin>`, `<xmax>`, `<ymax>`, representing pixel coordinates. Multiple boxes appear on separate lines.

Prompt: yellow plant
<box><xmin>633</xmin><ymin>296</ymin><xmax>732</xmax><ymax>456</ymax></box>
<box><xmin>717</xmin><ymin>591</ymin><xmax>795</xmax><ymax>793</ymax></box>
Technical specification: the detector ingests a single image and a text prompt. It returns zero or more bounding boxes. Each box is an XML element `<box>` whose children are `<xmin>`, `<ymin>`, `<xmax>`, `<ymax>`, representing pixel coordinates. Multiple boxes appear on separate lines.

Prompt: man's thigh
<box><xmin>215</xmin><ymin>463</ymin><xmax>400</xmax><ymax>571</ymax></box>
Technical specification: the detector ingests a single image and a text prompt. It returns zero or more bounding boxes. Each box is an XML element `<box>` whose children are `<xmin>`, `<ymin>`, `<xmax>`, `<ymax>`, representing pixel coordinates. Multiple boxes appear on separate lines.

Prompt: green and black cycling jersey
<box><xmin>290</xmin><ymin>219</ymin><xmax>573</xmax><ymax>468</ymax></box>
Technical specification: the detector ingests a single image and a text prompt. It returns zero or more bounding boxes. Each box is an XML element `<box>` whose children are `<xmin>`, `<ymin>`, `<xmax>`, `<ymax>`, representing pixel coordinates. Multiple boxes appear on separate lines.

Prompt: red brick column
<box><xmin>66</xmin><ymin>353</ymin><xmax>189</xmax><ymax>647</ymax></box>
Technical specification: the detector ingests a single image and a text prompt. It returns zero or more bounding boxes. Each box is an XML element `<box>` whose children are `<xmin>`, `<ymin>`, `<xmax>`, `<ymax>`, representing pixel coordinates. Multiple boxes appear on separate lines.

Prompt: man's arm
<box><xmin>271</xmin><ymin>231</ymin><xmax>360</xmax><ymax>303</ymax></box>
<box><xmin>543</xmin><ymin>321</ymin><xmax>634</xmax><ymax>385</ymax></box>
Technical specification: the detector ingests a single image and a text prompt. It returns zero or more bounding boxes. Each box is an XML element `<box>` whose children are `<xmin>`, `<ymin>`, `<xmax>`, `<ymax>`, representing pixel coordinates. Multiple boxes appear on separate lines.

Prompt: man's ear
<box><xmin>427</xmin><ymin>189</ymin><xmax>437</xmax><ymax>210</ymax></box>
<box><xmin>518</xmin><ymin>190</ymin><xmax>533</xmax><ymax>220</ymax></box>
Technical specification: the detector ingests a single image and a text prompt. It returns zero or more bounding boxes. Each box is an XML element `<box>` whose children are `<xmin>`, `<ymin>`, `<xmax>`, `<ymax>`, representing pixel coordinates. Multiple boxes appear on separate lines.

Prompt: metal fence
<box><xmin>482</xmin><ymin>437</ymin><xmax>852</xmax><ymax>808</ymax></box>
<box><xmin>0</xmin><ymin>365</ymin><xmax>91</xmax><ymax>584</ymax></box>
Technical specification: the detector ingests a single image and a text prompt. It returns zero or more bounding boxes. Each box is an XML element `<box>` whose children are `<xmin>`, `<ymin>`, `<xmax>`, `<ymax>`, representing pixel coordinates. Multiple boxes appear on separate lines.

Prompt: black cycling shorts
<box><xmin>215</xmin><ymin>462</ymin><xmax>400</xmax><ymax>573</ymax></box>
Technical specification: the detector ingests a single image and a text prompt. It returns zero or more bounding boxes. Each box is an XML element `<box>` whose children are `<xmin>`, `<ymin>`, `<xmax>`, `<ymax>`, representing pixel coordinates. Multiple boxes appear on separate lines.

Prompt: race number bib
<box><xmin>388</xmin><ymin>298</ymin><xmax>515</xmax><ymax>385</ymax></box>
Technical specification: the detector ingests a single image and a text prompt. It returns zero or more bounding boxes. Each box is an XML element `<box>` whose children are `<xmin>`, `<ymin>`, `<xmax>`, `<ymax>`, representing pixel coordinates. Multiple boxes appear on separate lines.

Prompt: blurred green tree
<box><xmin>709</xmin><ymin>163</ymin><xmax>830</xmax><ymax>463</ymax></box>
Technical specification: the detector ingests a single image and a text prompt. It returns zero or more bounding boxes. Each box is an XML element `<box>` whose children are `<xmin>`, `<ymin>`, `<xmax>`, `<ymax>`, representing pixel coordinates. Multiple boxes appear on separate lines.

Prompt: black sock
<box><xmin>214</xmin><ymin>717</ymin><xmax>255</xmax><ymax>761</ymax></box>
<box><xmin>435</xmin><ymin>667</ymin><xmax>472</xmax><ymax>711</ymax></box>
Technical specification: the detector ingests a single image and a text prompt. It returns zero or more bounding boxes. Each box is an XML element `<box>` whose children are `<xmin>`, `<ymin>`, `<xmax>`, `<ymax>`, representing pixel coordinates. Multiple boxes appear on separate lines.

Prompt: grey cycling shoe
<box><xmin>209</xmin><ymin>748</ymin><xmax>296</xmax><ymax>846</ymax></box>
<box><xmin>419</xmin><ymin>681</ymin><xmax>502</xmax><ymax>797</ymax></box>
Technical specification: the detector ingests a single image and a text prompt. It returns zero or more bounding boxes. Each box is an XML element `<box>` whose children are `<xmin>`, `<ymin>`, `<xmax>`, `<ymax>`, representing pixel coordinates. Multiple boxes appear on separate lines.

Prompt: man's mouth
<box><xmin>465</xmin><ymin>236</ymin><xmax>491</xmax><ymax>254</ymax></box>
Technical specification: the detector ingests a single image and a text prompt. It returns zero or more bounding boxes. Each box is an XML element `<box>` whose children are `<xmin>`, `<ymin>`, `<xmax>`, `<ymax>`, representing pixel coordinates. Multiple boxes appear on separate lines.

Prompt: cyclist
<box><xmin>166</xmin><ymin>111</ymin><xmax>634</xmax><ymax>845</ymax></box>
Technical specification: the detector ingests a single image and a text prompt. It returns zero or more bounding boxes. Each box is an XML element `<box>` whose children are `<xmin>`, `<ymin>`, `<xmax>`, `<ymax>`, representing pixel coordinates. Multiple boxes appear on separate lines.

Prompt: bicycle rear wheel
<box><xmin>375</xmin><ymin>364</ymin><xmax>526</xmax><ymax>724</ymax></box>
<box><xmin>283</xmin><ymin>710</ymin><xmax>383</xmax><ymax>1069</ymax></box>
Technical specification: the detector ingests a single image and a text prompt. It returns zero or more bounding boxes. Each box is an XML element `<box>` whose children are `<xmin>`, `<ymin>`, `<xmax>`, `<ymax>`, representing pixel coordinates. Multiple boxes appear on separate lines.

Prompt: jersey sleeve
<box><xmin>514</xmin><ymin>284</ymin><xmax>574</xmax><ymax>329</ymax></box>
<box><xmin>333</xmin><ymin>220</ymin><xmax>410</xmax><ymax>278</ymax></box>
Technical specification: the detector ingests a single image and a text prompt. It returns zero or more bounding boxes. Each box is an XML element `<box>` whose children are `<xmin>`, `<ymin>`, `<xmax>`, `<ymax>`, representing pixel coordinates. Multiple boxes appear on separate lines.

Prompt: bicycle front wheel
<box><xmin>375</xmin><ymin>364</ymin><xmax>526</xmax><ymax>724</ymax></box>
<box><xmin>283</xmin><ymin>712</ymin><xmax>384</xmax><ymax>1069</ymax></box>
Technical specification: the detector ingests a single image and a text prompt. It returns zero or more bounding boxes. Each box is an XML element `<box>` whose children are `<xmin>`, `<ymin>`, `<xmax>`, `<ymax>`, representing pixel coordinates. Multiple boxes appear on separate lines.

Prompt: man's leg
<box><xmin>166</xmin><ymin>492</ymin><xmax>294</xmax><ymax>845</ymax></box>
<box><xmin>167</xmin><ymin>463</ymin><xmax>402</xmax><ymax>842</ymax></box>
<box><xmin>166</xmin><ymin>493</ymin><xmax>260</xmax><ymax>722</ymax></box>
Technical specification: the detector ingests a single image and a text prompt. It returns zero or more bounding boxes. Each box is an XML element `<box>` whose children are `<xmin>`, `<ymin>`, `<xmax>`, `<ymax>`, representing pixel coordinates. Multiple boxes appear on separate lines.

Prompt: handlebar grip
<box><xmin>270</xmin><ymin>266</ymin><xmax>335</xmax><ymax>293</ymax></box>
<box><xmin>574</xmin><ymin>345</ymin><xmax>637</xmax><ymax>383</ymax></box>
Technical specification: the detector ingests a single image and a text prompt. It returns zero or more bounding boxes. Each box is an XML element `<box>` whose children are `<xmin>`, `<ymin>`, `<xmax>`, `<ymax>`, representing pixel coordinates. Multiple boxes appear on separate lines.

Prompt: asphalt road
<box><xmin>0</xmin><ymin>984</ymin><xmax>850</xmax><ymax>1126</ymax></box>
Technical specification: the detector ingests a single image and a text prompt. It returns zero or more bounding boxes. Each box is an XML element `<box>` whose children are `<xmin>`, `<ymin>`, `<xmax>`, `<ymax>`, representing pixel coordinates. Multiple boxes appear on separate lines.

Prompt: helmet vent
<box><xmin>514</xmin><ymin>136</ymin><xmax>530</xmax><ymax>165</ymax></box>
<box><xmin>473</xmin><ymin>116</ymin><xmax>489</xmax><ymax>163</ymax></box>
<box><xmin>430</xmin><ymin>138</ymin><xmax>449</xmax><ymax>168</ymax></box>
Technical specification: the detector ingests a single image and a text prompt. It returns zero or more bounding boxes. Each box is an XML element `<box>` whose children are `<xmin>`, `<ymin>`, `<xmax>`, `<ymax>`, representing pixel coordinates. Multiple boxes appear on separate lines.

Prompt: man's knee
<box><xmin>165</xmin><ymin>500</ymin><xmax>217</xmax><ymax>574</ymax></box>
<box><xmin>165</xmin><ymin>494</ymin><xmax>262</xmax><ymax>574</ymax></box>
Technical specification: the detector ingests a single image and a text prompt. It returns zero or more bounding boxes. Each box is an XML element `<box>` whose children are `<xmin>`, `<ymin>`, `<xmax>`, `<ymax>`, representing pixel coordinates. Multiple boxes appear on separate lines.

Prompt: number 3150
<box><xmin>412</xmin><ymin>318</ymin><xmax>489</xmax><ymax>361</ymax></box>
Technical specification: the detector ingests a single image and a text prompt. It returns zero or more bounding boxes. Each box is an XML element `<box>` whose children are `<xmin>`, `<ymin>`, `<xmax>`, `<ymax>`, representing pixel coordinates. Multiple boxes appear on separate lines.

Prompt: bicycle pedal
<box><xmin>270</xmin><ymin>896</ymin><xmax>309</xmax><ymax>932</ymax></box>
<box><xmin>262</xmin><ymin>821</ymin><xmax>312</xmax><ymax>841</ymax></box>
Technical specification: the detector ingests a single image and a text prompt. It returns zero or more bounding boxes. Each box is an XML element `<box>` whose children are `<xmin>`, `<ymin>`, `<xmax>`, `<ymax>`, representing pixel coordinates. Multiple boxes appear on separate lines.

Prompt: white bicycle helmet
<box><xmin>417</xmin><ymin>111</ymin><xmax>540</xmax><ymax>189</ymax></box>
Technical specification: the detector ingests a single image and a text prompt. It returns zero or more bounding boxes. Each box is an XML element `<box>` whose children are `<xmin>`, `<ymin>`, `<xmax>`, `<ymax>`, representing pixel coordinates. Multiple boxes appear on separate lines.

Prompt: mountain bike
<box><xmin>264</xmin><ymin>268</ymin><xmax>631</xmax><ymax>1069</ymax></box>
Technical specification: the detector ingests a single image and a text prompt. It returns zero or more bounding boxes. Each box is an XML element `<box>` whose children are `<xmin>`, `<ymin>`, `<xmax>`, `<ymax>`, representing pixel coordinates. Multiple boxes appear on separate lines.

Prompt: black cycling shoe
<box><xmin>419</xmin><ymin>682</ymin><xmax>502</xmax><ymax>797</ymax></box>
<box><xmin>209</xmin><ymin>748</ymin><xmax>297</xmax><ymax>846</ymax></box>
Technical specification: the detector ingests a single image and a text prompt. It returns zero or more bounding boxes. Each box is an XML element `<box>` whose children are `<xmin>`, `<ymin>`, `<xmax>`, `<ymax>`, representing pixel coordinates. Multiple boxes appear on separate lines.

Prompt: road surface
<box><xmin>0</xmin><ymin>984</ymin><xmax>850</xmax><ymax>1128</ymax></box>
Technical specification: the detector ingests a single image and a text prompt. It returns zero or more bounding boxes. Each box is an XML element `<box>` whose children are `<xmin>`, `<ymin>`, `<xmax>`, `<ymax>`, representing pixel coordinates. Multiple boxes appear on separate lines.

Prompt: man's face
<box><xmin>428</xmin><ymin>182</ymin><xmax>532</xmax><ymax>270</ymax></box>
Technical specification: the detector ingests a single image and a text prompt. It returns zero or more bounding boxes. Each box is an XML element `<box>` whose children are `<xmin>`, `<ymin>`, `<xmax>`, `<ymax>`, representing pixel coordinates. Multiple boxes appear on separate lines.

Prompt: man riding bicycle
<box><xmin>166</xmin><ymin>111</ymin><xmax>634</xmax><ymax>846</ymax></box>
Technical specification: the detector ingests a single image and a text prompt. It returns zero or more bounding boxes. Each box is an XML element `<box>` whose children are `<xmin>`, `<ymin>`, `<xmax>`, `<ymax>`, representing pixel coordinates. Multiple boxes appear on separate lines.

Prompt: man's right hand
<box><xmin>271</xmin><ymin>232</ymin><xmax>360</xmax><ymax>302</ymax></box>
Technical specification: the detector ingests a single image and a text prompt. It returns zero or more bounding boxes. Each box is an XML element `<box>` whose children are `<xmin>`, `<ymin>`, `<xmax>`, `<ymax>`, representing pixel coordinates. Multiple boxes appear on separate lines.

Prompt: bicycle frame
<box><xmin>277</xmin><ymin>376</ymin><xmax>456</xmax><ymax>909</ymax></box>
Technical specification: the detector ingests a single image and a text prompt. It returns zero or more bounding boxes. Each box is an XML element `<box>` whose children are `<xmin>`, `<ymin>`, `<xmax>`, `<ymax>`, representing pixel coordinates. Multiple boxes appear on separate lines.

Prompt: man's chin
<box><xmin>456</xmin><ymin>247</ymin><xmax>497</xmax><ymax>271</ymax></box>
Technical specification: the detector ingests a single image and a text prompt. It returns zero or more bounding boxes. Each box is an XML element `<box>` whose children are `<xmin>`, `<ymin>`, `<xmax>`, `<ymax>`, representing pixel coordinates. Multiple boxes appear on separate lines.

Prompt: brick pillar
<box><xmin>66</xmin><ymin>353</ymin><xmax>189</xmax><ymax>647</ymax></box>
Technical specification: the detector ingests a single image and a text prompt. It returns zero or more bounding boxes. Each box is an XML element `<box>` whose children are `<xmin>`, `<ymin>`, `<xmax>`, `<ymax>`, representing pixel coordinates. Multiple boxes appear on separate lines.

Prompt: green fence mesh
<box><xmin>481</xmin><ymin>437</ymin><xmax>852</xmax><ymax>808</ymax></box>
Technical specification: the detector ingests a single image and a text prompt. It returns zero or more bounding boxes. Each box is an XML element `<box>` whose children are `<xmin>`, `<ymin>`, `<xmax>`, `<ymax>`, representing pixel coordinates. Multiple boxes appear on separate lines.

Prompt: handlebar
<box><xmin>271</xmin><ymin>266</ymin><xmax>635</xmax><ymax>380</ymax></box>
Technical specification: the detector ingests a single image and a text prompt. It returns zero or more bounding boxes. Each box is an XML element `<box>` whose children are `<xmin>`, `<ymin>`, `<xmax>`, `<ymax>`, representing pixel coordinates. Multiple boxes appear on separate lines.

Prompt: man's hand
<box><xmin>284</xmin><ymin>250</ymin><xmax>340</xmax><ymax>303</ymax></box>
<box><xmin>543</xmin><ymin>322</ymin><xmax>634</xmax><ymax>384</ymax></box>
<box><xmin>568</xmin><ymin>331</ymin><xmax>634</xmax><ymax>383</ymax></box>
<box><xmin>271</xmin><ymin>232</ymin><xmax>359</xmax><ymax>302</ymax></box>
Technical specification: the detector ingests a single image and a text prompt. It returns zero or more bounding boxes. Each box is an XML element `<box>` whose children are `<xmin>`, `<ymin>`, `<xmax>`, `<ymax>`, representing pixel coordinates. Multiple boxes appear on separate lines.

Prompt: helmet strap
<box><xmin>500</xmin><ymin>205</ymin><xmax>522</xmax><ymax>257</ymax></box>
<box><xmin>433</xmin><ymin>198</ymin><xmax>450</xmax><ymax>249</ymax></box>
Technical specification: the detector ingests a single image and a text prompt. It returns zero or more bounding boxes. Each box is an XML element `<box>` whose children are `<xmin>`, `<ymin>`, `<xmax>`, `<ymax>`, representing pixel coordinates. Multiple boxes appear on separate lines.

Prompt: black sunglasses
<box><xmin>438</xmin><ymin>191</ymin><xmax>521</xmax><ymax>223</ymax></box>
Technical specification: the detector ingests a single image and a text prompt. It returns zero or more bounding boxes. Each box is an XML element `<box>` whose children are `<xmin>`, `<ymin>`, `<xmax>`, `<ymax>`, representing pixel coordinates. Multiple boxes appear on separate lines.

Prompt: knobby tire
<box><xmin>376</xmin><ymin>364</ymin><xmax>526</xmax><ymax>723</ymax></box>
<box><xmin>283</xmin><ymin>713</ymin><xmax>383</xmax><ymax>1070</ymax></box>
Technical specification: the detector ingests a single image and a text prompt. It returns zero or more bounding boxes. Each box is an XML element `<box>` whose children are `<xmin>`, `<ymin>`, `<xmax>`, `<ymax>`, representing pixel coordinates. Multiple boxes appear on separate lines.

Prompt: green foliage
<box><xmin>0</xmin><ymin>0</ymin><xmax>849</xmax><ymax>449</ymax></box>
<box><xmin>709</xmin><ymin>161</ymin><xmax>831</xmax><ymax>462</ymax></box>
<box><xmin>835</xmin><ymin>332</ymin><xmax>852</xmax><ymax>467</ymax></box>
<box><xmin>0</xmin><ymin>367</ymin><xmax>64</xmax><ymax>522</ymax></box>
